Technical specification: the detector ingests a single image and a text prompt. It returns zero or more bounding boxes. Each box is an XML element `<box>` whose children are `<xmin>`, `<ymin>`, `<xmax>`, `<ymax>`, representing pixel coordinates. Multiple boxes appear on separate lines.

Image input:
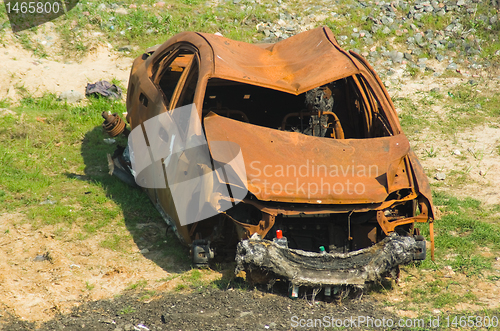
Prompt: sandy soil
<box><xmin>0</xmin><ymin>33</ymin><xmax>132</xmax><ymax>101</ymax></box>
<box><xmin>0</xmin><ymin>212</ymin><xmax>179</xmax><ymax>322</ymax></box>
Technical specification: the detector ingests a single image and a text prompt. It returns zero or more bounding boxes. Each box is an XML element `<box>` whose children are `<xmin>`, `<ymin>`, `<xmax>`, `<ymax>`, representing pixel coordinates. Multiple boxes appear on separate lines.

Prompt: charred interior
<box><xmin>202</xmin><ymin>77</ymin><xmax>393</xmax><ymax>139</ymax></box>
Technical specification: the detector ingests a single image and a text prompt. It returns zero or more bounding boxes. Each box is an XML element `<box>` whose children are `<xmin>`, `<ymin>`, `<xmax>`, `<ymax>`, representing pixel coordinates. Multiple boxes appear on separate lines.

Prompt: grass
<box><xmin>386</xmin><ymin>191</ymin><xmax>500</xmax><ymax>311</ymax></box>
<box><xmin>126</xmin><ymin>280</ymin><xmax>148</xmax><ymax>291</ymax></box>
<box><xmin>0</xmin><ymin>93</ymin><xmax>191</xmax><ymax>276</ymax></box>
<box><xmin>119</xmin><ymin>305</ymin><xmax>136</xmax><ymax>314</ymax></box>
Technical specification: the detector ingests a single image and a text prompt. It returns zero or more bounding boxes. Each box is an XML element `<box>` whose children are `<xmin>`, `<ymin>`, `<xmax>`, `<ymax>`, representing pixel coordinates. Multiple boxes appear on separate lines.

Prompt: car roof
<box><xmin>151</xmin><ymin>27</ymin><xmax>362</xmax><ymax>95</ymax></box>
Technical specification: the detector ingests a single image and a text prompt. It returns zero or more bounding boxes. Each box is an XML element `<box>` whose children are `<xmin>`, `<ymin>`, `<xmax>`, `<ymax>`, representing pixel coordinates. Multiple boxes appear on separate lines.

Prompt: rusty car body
<box><xmin>106</xmin><ymin>26</ymin><xmax>435</xmax><ymax>295</ymax></box>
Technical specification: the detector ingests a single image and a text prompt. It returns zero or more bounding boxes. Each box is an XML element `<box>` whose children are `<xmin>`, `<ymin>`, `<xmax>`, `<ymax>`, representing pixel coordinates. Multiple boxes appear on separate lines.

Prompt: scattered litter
<box><xmin>59</xmin><ymin>90</ymin><xmax>84</xmax><ymax>103</ymax></box>
<box><xmin>103</xmin><ymin>138</ymin><xmax>116</xmax><ymax>144</ymax></box>
<box><xmin>85</xmin><ymin>81</ymin><xmax>122</xmax><ymax>100</ymax></box>
<box><xmin>33</xmin><ymin>255</ymin><xmax>47</xmax><ymax>262</ymax></box>
<box><xmin>70</xmin><ymin>264</ymin><xmax>80</xmax><ymax>268</ymax></box>
<box><xmin>136</xmin><ymin>324</ymin><xmax>150</xmax><ymax>330</ymax></box>
<box><xmin>40</xmin><ymin>199</ymin><xmax>57</xmax><ymax>205</ymax></box>
<box><xmin>452</xmin><ymin>149</ymin><xmax>461</xmax><ymax>155</ymax></box>
<box><xmin>33</xmin><ymin>252</ymin><xmax>52</xmax><ymax>262</ymax></box>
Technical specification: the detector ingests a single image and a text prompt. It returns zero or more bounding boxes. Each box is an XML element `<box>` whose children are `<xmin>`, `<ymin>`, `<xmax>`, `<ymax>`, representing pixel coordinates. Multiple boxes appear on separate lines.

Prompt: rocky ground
<box><xmin>255</xmin><ymin>0</ymin><xmax>500</xmax><ymax>75</ymax></box>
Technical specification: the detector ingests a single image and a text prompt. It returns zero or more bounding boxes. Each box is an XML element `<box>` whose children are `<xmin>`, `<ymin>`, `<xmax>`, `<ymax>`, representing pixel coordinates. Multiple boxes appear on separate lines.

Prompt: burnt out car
<box><xmin>105</xmin><ymin>26</ymin><xmax>435</xmax><ymax>295</ymax></box>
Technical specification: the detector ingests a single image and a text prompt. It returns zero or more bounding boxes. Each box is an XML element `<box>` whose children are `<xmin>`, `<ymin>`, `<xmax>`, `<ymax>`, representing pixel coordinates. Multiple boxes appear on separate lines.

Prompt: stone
<box><xmin>436</xmin><ymin>54</ymin><xmax>444</xmax><ymax>62</ymax></box>
<box><xmin>382</xmin><ymin>26</ymin><xmax>391</xmax><ymax>34</ymax></box>
<box><xmin>414</xmin><ymin>33</ymin><xmax>423</xmax><ymax>44</ymax></box>
<box><xmin>447</xmin><ymin>63</ymin><xmax>458</xmax><ymax>70</ymax></box>
<box><xmin>434</xmin><ymin>172</ymin><xmax>446</xmax><ymax>180</ymax></box>
<box><xmin>389</xmin><ymin>51</ymin><xmax>404</xmax><ymax>63</ymax></box>
<box><xmin>140</xmin><ymin>248</ymin><xmax>150</xmax><ymax>254</ymax></box>
<box><xmin>119</xmin><ymin>45</ymin><xmax>132</xmax><ymax>52</ymax></box>
<box><xmin>59</xmin><ymin>90</ymin><xmax>84</xmax><ymax>103</ymax></box>
<box><xmin>240</xmin><ymin>312</ymin><xmax>253</xmax><ymax>318</ymax></box>
<box><xmin>381</xmin><ymin>16</ymin><xmax>394</xmax><ymax>25</ymax></box>
<box><xmin>114</xmin><ymin>8</ymin><xmax>128</xmax><ymax>15</ymax></box>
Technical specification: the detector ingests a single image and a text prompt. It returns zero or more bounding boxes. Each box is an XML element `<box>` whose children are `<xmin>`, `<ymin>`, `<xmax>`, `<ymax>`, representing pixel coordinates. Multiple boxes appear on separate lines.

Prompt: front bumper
<box><xmin>235</xmin><ymin>233</ymin><xmax>420</xmax><ymax>286</ymax></box>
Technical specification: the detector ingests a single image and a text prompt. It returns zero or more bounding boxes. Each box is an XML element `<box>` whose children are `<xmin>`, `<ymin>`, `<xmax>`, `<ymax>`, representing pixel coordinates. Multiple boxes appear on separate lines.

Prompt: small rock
<box><xmin>155</xmin><ymin>1</ymin><xmax>166</xmax><ymax>7</ymax></box>
<box><xmin>452</xmin><ymin>149</ymin><xmax>461</xmax><ymax>155</ymax></box>
<box><xmin>433</xmin><ymin>309</ymin><xmax>442</xmax><ymax>314</ymax></box>
<box><xmin>118</xmin><ymin>45</ymin><xmax>132</xmax><ymax>52</ymax></box>
<box><xmin>239</xmin><ymin>311</ymin><xmax>253</xmax><ymax>318</ymax></box>
<box><xmin>446</xmin><ymin>63</ymin><xmax>458</xmax><ymax>70</ymax></box>
<box><xmin>436</xmin><ymin>54</ymin><xmax>444</xmax><ymax>62</ymax></box>
<box><xmin>114</xmin><ymin>8</ymin><xmax>128</xmax><ymax>15</ymax></box>
<box><xmin>97</xmin><ymin>3</ymin><xmax>106</xmax><ymax>10</ymax></box>
<box><xmin>434</xmin><ymin>172</ymin><xmax>446</xmax><ymax>180</ymax></box>
<box><xmin>59</xmin><ymin>90</ymin><xmax>84</xmax><ymax>103</ymax></box>
<box><xmin>443</xmin><ymin>266</ymin><xmax>455</xmax><ymax>278</ymax></box>
<box><xmin>140</xmin><ymin>248</ymin><xmax>150</xmax><ymax>254</ymax></box>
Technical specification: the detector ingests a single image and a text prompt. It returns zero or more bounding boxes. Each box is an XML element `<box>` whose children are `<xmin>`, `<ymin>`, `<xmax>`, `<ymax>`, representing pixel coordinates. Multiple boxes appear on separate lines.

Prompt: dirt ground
<box><xmin>0</xmin><ymin>33</ymin><xmax>132</xmax><ymax>101</ymax></box>
<box><xmin>1</xmin><ymin>286</ymin><xmax>400</xmax><ymax>331</ymax></box>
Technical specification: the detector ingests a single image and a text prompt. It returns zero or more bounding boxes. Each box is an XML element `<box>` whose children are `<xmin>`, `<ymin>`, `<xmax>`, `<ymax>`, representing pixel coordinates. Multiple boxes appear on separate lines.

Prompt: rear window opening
<box><xmin>202</xmin><ymin>77</ymin><xmax>393</xmax><ymax>139</ymax></box>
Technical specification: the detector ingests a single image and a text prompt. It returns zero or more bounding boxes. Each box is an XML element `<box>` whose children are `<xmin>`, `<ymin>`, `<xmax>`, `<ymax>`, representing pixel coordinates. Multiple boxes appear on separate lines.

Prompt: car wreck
<box><xmin>104</xmin><ymin>26</ymin><xmax>435</xmax><ymax>298</ymax></box>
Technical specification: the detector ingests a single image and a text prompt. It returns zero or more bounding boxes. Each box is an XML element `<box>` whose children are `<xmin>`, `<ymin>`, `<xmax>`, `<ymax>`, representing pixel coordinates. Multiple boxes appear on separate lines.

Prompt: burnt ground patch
<box><xmin>1</xmin><ymin>286</ymin><xmax>399</xmax><ymax>331</ymax></box>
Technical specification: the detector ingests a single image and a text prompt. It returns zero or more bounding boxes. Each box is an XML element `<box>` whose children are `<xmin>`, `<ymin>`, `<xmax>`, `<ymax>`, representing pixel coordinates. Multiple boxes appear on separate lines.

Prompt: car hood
<box><xmin>204</xmin><ymin>113</ymin><xmax>413</xmax><ymax>204</ymax></box>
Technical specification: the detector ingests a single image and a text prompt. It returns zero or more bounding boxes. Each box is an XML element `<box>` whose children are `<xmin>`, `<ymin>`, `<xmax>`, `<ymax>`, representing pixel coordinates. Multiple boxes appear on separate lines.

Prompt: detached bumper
<box><xmin>235</xmin><ymin>234</ymin><xmax>419</xmax><ymax>286</ymax></box>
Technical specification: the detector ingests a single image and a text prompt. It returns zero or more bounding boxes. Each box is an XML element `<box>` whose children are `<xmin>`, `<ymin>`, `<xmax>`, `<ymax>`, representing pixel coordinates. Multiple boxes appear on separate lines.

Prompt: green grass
<box><xmin>119</xmin><ymin>305</ymin><xmax>136</xmax><ymax>314</ymax></box>
<box><xmin>394</xmin><ymin>191</ymin><xmax>500</xmax><ymax>309</ymax></box>
<box><xmin>0</xmin><ymin>93</ymin><xmax>189</xmax><ymax>265</ymax></box>
<box><xmin>126</xmin><ymin>280</ymin><xmax>148</xmax><ymax>290</ymax></box>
